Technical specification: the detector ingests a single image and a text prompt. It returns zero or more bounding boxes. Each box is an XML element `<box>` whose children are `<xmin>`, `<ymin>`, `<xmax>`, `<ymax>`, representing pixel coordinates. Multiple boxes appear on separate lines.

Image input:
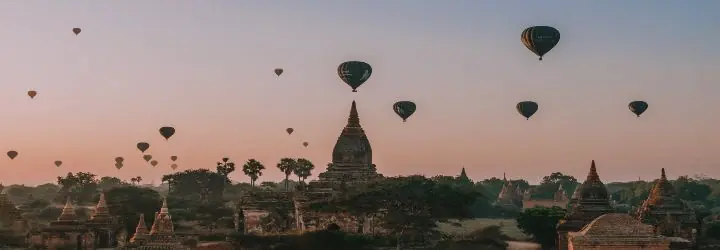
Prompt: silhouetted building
<box><xmin>522</xmin><ymin>184</ymin><xmax>570</xmax><ymax>211</ymax></box>
<box><xmin>568</xmin><ymin>213</ymin><xmax>670</xmax><ymax>250</ymax></box>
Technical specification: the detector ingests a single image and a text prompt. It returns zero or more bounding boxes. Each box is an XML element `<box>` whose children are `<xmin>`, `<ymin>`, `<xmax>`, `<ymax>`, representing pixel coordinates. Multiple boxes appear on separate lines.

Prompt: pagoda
<box><xmin>134</xmin><ymin>197</ymin><xmax>188</xmax><ymax>249</ymax></box>
<box><xmin>636</xmin><ymin>168</ymin><xmax>698</xmax><ymax>246</ymax></box>
<box><xmin>40</xmin><ymin>197</ymin><xmax>94</xmax><ymax>249</ymax></box>
<box><xmin>556</xmin><ymin>160</ymin><xmax>613</xmax><ymax>250</ymax></box>
<box><xmin>496</xmin><ymin>173</ymin><xmax>523</xmax><ymax>209</ymax></box>
<box><xmin>295</xmin><ymin>100</ymin><xmax>384</xmax><ymax>233</ymax></box>
<box><xmin>85</xmin><ymin>192</ymin><xmax>121</xmax><ymax>247</ymax></box>
<box><xmin>129</xmin><ymin>213</ymin><xmax>150</xmax><ymax>245</ymax></box>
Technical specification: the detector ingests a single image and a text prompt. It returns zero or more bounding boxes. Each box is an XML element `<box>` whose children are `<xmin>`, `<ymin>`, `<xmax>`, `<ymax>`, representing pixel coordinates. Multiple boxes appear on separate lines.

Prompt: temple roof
<box><xmin>131</xmin><ymin>213</ymin><xmax>150</xmax><ymax>242</ymax></box>
<box><xmin>636</xmin><ymin>168</ymin><xmax>694</xmax><ymax>222</ymax></box>
<box><xmin>149</xmin><ymin>197</ymin><xmax>174</xmax><ymax>235</ymax></box>
<box><xmin>557</xmin><ymin>160</ymin><xmax>613</xmax><ymax>232</ymax></box>
<box><xmin>57</xmin><ymin>197</ymin><xmax>77</xmax><ymax>222</ymax></box>
<box><xmin>89</xmin><ymin>192</ymin><xmax>111</xmax><ymax>223</ymax></box>
<box><xmin>574</xmin><ymin>160</ymin><xmax>610</xmax><ymax>203</ymax></box>
<box><xmin>324</xmin><ymin>100</ymin><xmax>377</xmax><ymax>182</ymax></box>
<box><xmin>568</xmin><ymin>213</ymin><xmax>668</xmax><ymax>246</ymax></box>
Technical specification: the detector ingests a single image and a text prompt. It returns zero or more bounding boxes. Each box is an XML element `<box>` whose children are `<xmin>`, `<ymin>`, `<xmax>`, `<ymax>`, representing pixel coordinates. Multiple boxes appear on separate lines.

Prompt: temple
<box><xmin>556</xmin><ymin>160</ymin><xmax>613</xmax><ymax>250</ymax></box>
<box><xmin>521</xmin><ymin>184</ymin><xmax>569</xmax><ymax>211</ymax></box>
<box><xmin>36</xmin><ymin>197</ymin><xmax>94</xmax><ymax>249</ymax></box>
<box><xmin>128</xmin><ymin>197</ymin><xmax>190</xmax><ymax>249</ymax></box>
<box><xmin>495</xmin><ymin>173</ymin><xmax>524</xmax><ymax>210</ymax></box>
<box><xmin>567</xmin><ymin>213</ymin><xmax>670</xmax><ymax>249</ymax></box>
<box><xmin>636</xmin><ymin>168</ymin><xmax>698</xmax><ymax>249</ymax></box>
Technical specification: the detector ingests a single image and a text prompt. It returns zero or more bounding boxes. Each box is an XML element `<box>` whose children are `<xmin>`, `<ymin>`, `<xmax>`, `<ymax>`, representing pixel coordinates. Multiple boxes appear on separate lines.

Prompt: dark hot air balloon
<box><xmin>338</xmin><ymin>61</ymin><xmax>372</xmax><ymax>92</ymax></box>
<box><xmin>137</xmin><ymin>142</ymin><xmax>150</xmax><ymax>153</ymax></box>
<box><xmin>521</xmin><ymin>26</ymin><xmax>560</xmax><ymax>60</ymax></box>
<box><xmin>393</xmin><ymin>101</ymin><xmax>417</xmax><ymax>122</ymax></box>
<box><xmin>115</xmin><ymin>163</ymin><xmax>123</xmax><ymax>170</ymax></box>
<box><xmin>159</xmin><ymin>126</ymin><xmax>175</xmax><ymax>140</ymax></box>
<box><xmin>28</xmin><ymin>90</ymin><xmax>37</xmax><ymax>99</ymax></box>
<box><xmin>150</xmin><ymin>160</ymin><xmax>158</xmax><ymax>167</ymax></box>
<box><xmin>628</xmin><ymin>101</ymin><xmax>649</xmax><ymax>117</ymax></box>
<box><xmin>171</xmin><ymin>156</ymin><xmax>177</xmax><ymax>161</ymax></box>
<box><xmin>6</xmin><ymin>151</ymin><xmax>18</xmax><ymax>160</ymax></box>
<box><xmin>303</xmin><ymin>142</ymin><xmax>309</xmax><ymax>147</ymax></box>
<box><xmin>115</xmin><ymin>157</ymin><xmax>124</xmax><ymax>163</ymax></box>
<box><xmin>516</xmin><ymin>101</ymin><xmax>539</xmax><ymax>120</ymax></box>
<box><xmin>274</xmin><ymin>68</ymin><xmax>284</xmax><ymax>76</ymax></box>
<box><xmin>54</xmin><ymin>161</ymin><xmax>62</xmax><ymax>167</ymax></box>
<box><xmin>72</xmin><ymin>28</ymin><xmax>81</xmax><ymax>35</ymax></box>
<box><xmin>286</xmin><ymin>128</ymin><xmax>294</xmax><ymax>135</ymax></box>
<box><xmin>170</xmin><ymin>163</ymin><xmax>178</xmax><ymax>170</ymax></box>
<box><xmin>143</xmin><ymin>155</ymin><xmax>152</xmax><ymax>162</ymax></box>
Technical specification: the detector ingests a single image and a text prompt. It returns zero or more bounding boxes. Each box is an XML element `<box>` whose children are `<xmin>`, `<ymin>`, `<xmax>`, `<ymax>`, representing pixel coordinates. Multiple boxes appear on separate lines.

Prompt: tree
<box><xmin>55</xmin><ymin>172</ymin><xmax>99</xmax><ymax>204</ymax></box>
<box><xmin>105</xmin><ymin>186</ymin><xmax>163</xmax><ymax>236</ymax></box>
<box><xmin>217</xmin><ymin>157</ymin><xmax>236</xmax><ymax>181</ymax></box>
<box><xmin>516</xmin><ymin>206</ymin><xmax>566</xmax><ymax>248</ymax></box>
<box><xmin>162</xmin><ymin>169</ymin><xmax>227</xmax><ymax>203</ymax></box>
<box><xmin>674</xmin><ymin>176</ymin><xmax>712</xmax><ymax>203</ymax></box>
<box><xmin>98</xmin><ymin>176</ymin><xmax>126</xmax><ymax>190</ymax></box>
<box><xmin>276</xmin><ymin>158</ymin><xmax>297</xmax><ymax>190</ymax></box>
<box><xmin>535</xmin><ymin>172</ymin><xmax>578</xmax><ymax>199</ymax></box>
<box><xmin>294</xmin><ymin>158</ymin><xmax>315</xmax><ymax>183</ymax></box>
<box><xmin>242</xmin><ymin>159</ymin><xmax>266</xmax><ymax>186</ymax></box>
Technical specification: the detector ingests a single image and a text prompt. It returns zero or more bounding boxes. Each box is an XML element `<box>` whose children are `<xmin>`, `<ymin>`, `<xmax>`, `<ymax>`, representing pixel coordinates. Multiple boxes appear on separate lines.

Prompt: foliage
<box><xmin>276</xmin><ymin>158</ymin><xmax>297</xmax><ymax>190</ymax></box>
<box><xmin>242</xmin><ymin>158</ymin><xmax>266</xmax><ymax>186</ymax></box>
<box><xmin>162</xmin><ymin>169</ymin><xmax>228</xmax><ymax>203</ymax></box>
<box><xmin>104</xmin><ymin>186</ymin><xmax>162</xmax><ymax>236</ymax></box>
<box><xmin>515</xmin><ymin>206</ymin><xmax>566</xmax><ymax>248</ymax></box>
<box><xmin>55</xmin><ymin>172</ymin><xmax>99</xmax><ymax>204</ymax></box>
<box><xmin>293</xmin><ymin>158</ymin><xmax>315</xmax><ymax>183</ymax></box>
<box><xmin>227</xmin><ymin>230</ymin><xmax>375</xmax><ymax>250</ymax></box>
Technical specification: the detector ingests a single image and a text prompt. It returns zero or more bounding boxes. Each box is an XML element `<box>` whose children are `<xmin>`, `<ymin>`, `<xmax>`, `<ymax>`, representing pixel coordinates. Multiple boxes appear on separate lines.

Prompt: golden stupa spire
<box><xmin>130</xmin><ymin>213</ymin><xmax>149</xmax><ymax>243</ymax></box>
<box><xmin>57</xmin><ymin>196</ymin><xmax>77</xmax><ymax>221</ymax></box>
<box><xmin>90</xmin><ymin>192</ymin><xmax>110</xmax><ymax>221</ymax></box>
<box><xmin>149</xmin><ymin>196</ymin><xmax>174</xmax><ymax>235</ymax></box>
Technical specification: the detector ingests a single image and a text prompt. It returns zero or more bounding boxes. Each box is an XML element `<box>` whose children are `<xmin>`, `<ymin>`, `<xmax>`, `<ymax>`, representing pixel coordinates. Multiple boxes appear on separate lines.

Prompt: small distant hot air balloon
<box><xmin>27</xmin><ymin>90</ymin><xmax>37</xmax><ymax>99</ymax></box>
<box><xmin>115</xmin><ymin>163</ymin><xmax>123</xmax><ymax>170</ymax></box>
<box><xmin>170</xmin><ymin>156</ymin><xmax>177</xmax><ymax>161</ymax></box>
<box><xmin>170</xmin><ymin>163</ymin><xmax>178</xmax><ymax>170</ymax></box>
<box><xmin>159</xmin><ymin>126</ymin><xmax>175</xmax><ymax>140</ymax></box>
<box><xmin>286</xmin><ymin>128</ymin><xmax>294</xmax><ymax>135</ymax></box>
<box><xmin>72</xmin><ymin>28</ymin><xmax>81</xmax><ymax>35</ymax></box>
<box><xmin>54</xmin><ymin>161</ymin><xmax>62</xmax><ymax>167</ymax></box>
<box><xmin>303</xmin><ymin>142</ymin><xmax>309</xmax><ymax>148</ymax></box>
<box><xmin>6</xmin><ymin>151</ymin><xmax>18</xmax><ymax>160</ymax></box>
<box><xmin>137</xmin><ymin>142</ymin><xmax>150</xmax><ymax>153</ymax></box>
<box><xmin>628</xmin><ymin>101</ymin><xmax>649</xmax><ymax>117</ymax></box>
<box><xmin>516</xmin><ymin>101</ymin><xmax>539</xmax><ymax>120</ymax></box>
<box><xmin>393</xmin><ymin>101</ymin><xmax>417</xmax><ymax>122</ymax></box>
<box><xmin>150</xmin><ymin>160</ymin><xmax>158</xmax><ymax>167</ymax></box>
<box><xmin>115</xmin><ymin>157</ymin><xmax>124</xmax><ymax>163</ymax></box>
<box><xmin>338</xmin><ymin>61</ymin><xmax>372</xmax><ymax>92</ymax></box>
<box><xmin>521</xmin><ymin>26</ymin><xmax>560</xmax><ymax>60</ymax></box>
<box><xmin>222</xmin><ymin>157</ymin><xmax>230</xmax><ymax>163</ymax></box>
<box><xmin>274</xmin><ymin>68</ymin><xmax>284</xmax><ymax>76</ymax></box>
<box><xmin>143</xmin><ymin>155</ymin><xmax>152</xmax><ymax>162</ymax></box>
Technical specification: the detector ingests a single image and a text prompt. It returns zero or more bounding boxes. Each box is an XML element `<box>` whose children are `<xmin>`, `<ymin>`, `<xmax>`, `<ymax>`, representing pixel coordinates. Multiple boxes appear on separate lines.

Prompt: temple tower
<box><xmin>556</xmin><ymin>160</ymin><xmax>613</xmax><ymax>250</ymax></box>
<box><xmin>85</xmin><ymin>192</ymin><xmax>119</xmax><ymax>247</ymax></box>
<box><xmin>130</xmin><ymin>213</ymin><xmax>149</xmax><ymax>244</ymax></box>
<box><xmin>636</xmin><ymin>168</ymin><xmax>698</xmax><ymax>247</ymax></box>
<box><xmin>317</xmin><ymin>100</ymin><xmax>382</xmax><ymax>185</ymax></box>
<box><xmin>41</xmin><ymin>197</ymin><xmax>91</xmax><ymax>249</ymax></box>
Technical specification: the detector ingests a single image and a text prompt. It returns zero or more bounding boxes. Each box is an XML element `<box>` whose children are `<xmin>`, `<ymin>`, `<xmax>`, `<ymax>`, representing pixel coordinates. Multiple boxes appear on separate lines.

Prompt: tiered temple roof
<box><xmin>568</xmin><ymin>213</ymin><xmax>669</xmax><ymax>248</ymax></box>
<box><xmin>556</xmin><ymin>160</ymin><xmax>613</xmax><ymax>250</ymax></box>
<box><xmin>130</xmin><ymin>213</ymin><xmax>149</xmax><ymax>243</ymax></box>
<box><xmin>636</xmin><ymin>168</ymin><xmax>697</xmax><ymax>243</ymax></box>
<box><xmin>87</xmin><ymin>192</ymin><xmax>112</xmax><ymax>225</ymax></box>
<box><xmin>135</xmin><ymin>197</ymin><xmax>188</xmax><ymax>249</ymax></box>
<box><xmin>43</xmin><ymin>197</ymin><xmax>85</xmax><ymax>232</ymax></box>
<box><xmin>149</xmin><ymin>197</ymin><xmax>174</xmax><ymax>235</ymax></box>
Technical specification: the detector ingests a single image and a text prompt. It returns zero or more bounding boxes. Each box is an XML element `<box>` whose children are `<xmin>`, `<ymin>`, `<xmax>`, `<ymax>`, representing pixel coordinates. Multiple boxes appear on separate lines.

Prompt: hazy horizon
<box><xmin>1</xmin><ymin>1</ymin><xmax>718</xmax><ymax>185</ymax></box>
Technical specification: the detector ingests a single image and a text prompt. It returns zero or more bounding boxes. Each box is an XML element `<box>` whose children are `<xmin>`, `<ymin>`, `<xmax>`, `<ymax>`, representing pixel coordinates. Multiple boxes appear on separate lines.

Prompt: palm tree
<box><xmin>276</xmin><ymin>158</ymin><xmax>297</xmax><ymax>190</ymax></box>
<box><xmin>293</xmin><ymin>158</ymin><xmax>315</xmax><ymax>183</ymax></box>
<box><xmin>242</xmin><ymin>159</ymin><xmax>265</xmax><ymax>186</ymax></box>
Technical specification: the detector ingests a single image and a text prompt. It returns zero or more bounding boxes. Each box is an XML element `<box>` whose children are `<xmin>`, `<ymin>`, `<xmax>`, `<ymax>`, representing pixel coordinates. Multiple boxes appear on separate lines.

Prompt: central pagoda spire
<box><xmin>57</xmin><ymin>197</ymin><xmax>77</xmax><ymax>222</ymax></box>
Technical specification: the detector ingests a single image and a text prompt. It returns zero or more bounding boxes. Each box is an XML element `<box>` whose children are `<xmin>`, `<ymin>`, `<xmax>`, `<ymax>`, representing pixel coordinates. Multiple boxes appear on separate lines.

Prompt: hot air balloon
<box><xmin>27</xmin><ymin>90</ymin><xmax>37</xmax><ymax>99</ymax></box>
<box><xmin>303</xmin><ymin>142</ymin><xmax>309</xmax><ymax>148</ymax></box>
<box><xmin>143</xmin><ymin>155</ymin><xmax>152</xmax><ymax>162</ymax></box>
<box><xmin>159</xmin><ymin>126</ymin><xmax>175</xmax><ymax>140</ymax></box>
<box><xmin>171</xmin><ymin>156</ymin><xmax>177</xmax><ymax>161</ymax></box>
<box><xmin>72</xmin><ymin>28</ymin><xmax>81</xmax><ymax>35</ymax></box>
<box><xmin>521</xmin><ymin>26</ymin><xmax>560</xmax><ymax>60</ymax></box>
<box><xmin>150</xmin><ymin>160</ymin><xmax>158</xmax><ymax>167</ymax></box>
<box><xmin>115</xmin><ymin>163</ymin><xmax>123</xmax><ymax>170</ymax></box>
<box><xmin>286</xmin><ymin>128</ymin><xmax>294</xmax><ymax>135</ymax></box>
<box><xmin>338</xmin><ymin>61</ymin><xmax>372</xmax><ymax>92</ymax></box>
<box><xmin>628</xmin><ymin>101</ymin><xmax>649</xmax><ymax>117</ymax></box>
<box><xmin>137</xmin><ymin>142</ymin><xmax>150</xmax><ymax>153</ymax></box>
<box><xmin>170</xmin><ymin>163</ymin><xmax>178</xmax><ymax>170</ymax></box>
<box><xmin>274</xmin><ymin>68</ymin><xmax>284</xmax><ymax>76</ymax></box>
<box><xmin>393</xmin><ymin>101</ymin><xmax>417</xmax><ymax>122</ymax></box>
<box><xmin>54</xmin><ymin>161</ymin><xmax>62</xmax><ymax>167</ymax></box>
<box><xmin>6</xmin><ymin>151</ymin><xmax>18</xmax><ymax>160</ymax></box>
<box><xmin>222</xmin><ymin>157</ymin><xmax>230</xmax><ymax>163</ymax></box>
<box><xmin>516</xmin><ymin>101</ymin><xmax>539</xmax><ymax>120</ymax></box>
<box><xmin>115</xmin><ymin>157</ymin><xmax>124</xmax><ymax>163</ymax></box>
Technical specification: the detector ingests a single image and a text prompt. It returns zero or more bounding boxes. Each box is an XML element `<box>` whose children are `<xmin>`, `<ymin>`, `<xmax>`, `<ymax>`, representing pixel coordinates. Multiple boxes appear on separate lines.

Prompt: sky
<box><xmin>0</xmin><ymin>1</ymin><xmax>718</xmax><ymax>185</ymax></box>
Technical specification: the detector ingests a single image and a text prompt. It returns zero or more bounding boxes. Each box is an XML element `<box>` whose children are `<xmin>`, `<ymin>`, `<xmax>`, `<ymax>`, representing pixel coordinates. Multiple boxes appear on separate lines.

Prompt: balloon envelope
<box><xmin>72</xmin><ymin>28</ymin><xmax>81</xmax><ymax>35</ymax></box>
<box><xmin>516</xmin><ymin>101</ymin><xmax>539</xmax><ymax>120</ymax></box>
<box><xmin>628</xmin><ymin>101</ymin><xmax>649</xmax><ymax>117</ymax></box>
<box><xmin>521</xmin><ymin>26</ymin><xmax>560</xmax><ymax>60</ymax></box>
<box><xmin>115</xmin><ymin>163</ymin><xmax>123</xmax><ymax>170</ymax></box>
<box><xmin>337</xmin><ymin>61</ymin><xmax>372</xmax><ymax>92</ymax></box>
<box><xmin>6</xmin><ymin>151</ymin><xmax>18</xmax><ymax>160</ymax></box>
<box><xmin>286</xmin><ymin>128</ymin><xmax>294</xmax><ymax>135</ymax></box>
<box><xmin>159</xmin><ymin>127</ymin><xmax>175</xmax><ymax>140</ymax></box>
<box><xmin>274</xmin><ymin>68</ymin><xmax>283</xmax><ymax>76</ymax></box>
<box><xmin>143</xmin><ymin>155</ymin><xmax>152</xmax><ymax>162</ymax></box>
<box><xmin>137</xmin><ymin>142</ymin><xmax>150</xmax><ymax>153</ymax></box>
<box><xmin>393</xmin><ymin>101</ymin><xmax>417</xmax><ymax>122</ymax></box>
<box><xmin>150</xmin><ymin>160</ymin><xmax>158</xmax><ymax>167</ymax></box>
<box><xmin>115</xmin><ymin>157</ymin><xmax>124</xmax><ymax>163</ymax></box>
<box><xmin>54</xmin><ymin>161</ymin><xmax>62</xmax><ymax>167</ymax></box>
<box><xmin>28</xmin><ymin>90</ymin><xmax>37</xmax><ymax>99</ymax></box>
<box><xmin>170</xmin><ymin>163</ymin><xmax>178</xmax><ymax>170</ymax></box>
<box><xmin>303</xmin><ymin>142</ymin><xmax>309</xmax><ymax>147</ymax></box>
<box><xmin>171</xmin><ymin>156</ymin><xmax>178</xmax><ymax>161</ymax></box>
